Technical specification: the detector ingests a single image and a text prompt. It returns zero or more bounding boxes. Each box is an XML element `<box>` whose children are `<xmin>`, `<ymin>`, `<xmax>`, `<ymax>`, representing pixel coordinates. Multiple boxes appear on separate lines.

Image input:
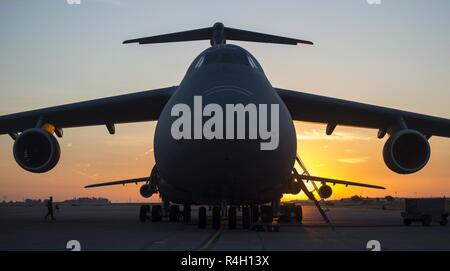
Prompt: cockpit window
<box><xmin>203</xmin><ymin>52</ymin><xmax>221</xmax><ymax>65</ymax></box>
<box><xmin>191</xmin><ymin>49</ymin><xmax>262</xmax><ymax>71</ymax></box>
<box><xmin>203</xmin><ymin>50</ymin><xmax>251</xmax><ymax>67</ymax></box>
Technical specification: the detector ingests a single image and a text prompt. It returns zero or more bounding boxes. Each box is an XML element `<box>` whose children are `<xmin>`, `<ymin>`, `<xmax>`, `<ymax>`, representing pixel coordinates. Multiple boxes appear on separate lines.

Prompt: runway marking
<box><xmin>196</xmin><ymin>227</ymin><xmax>224</xmax><ymax>251</ymax></box>
<box><xmin>138</xmin><ymin>232</ymin><xmax>176</xmax><ymax>251</ymax></box>
<box><xmin>256</xmin><ymin>232</ymin><xmax>267</xmax><ymax>251</ymax></box>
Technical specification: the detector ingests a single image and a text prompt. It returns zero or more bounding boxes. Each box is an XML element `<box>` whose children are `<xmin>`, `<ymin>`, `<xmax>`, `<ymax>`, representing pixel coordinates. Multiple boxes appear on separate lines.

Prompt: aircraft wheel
<box><xmin>183</xmin><ymin>204</ymin><xmax>191</xmax><ymax>223</ymax></box>
<box><xmin>212</xmin><ymin>206</ymin><xmax>221</xmax><ymax>229</ymax></box>
<box><xmin>139</xmin><ymin>205</ymin><xmax>150</xmax><ymax>222</ymax></box>
<box><xmin>251</xmin><ymin>205</ymin><xmax>260</xmax><ymax>222</ymax></box>
<box><xmin>422</xmin><ymin>216</ymin><xmax>431</xmax><ymax>226</ymax></box>
<box><xmin>242</xmin><ymin>206</ymin><xmax>251</xmax><ymax>229</ymax></box>
<box><xmin>169</xmin><ymin>205</ymin><xmax>181</xmax><ymax>222</ymax></box>
<box><xmin>261</xmin><ymin>205</ymin><xmax>273</xmax><ymax>223</ymax></box>
<box><xmin>228</xmin><ymin>207</ymin><xmax>237</xmax><ymax>229</ymax></box>
<box><xmin>279</xmin><ymin>205</ymin><xmax>291</xmax><ymax>223</ymax></box>
<box><xmin>295</xmin><ymin>205</ymin><xmax>303</xmax><ymax>222</ymax></box>
<box><xmin>198</xmin><ymin>207</ymin><xmax>207</xmax><ymax>229</ymax></box>
<box><xmin>440</xmin><ymin>217</ymin><xmax>448</xmax><ymax>226</ymax></box>
<box><xmin>151</xmin><ymin>205</ymin><xmax>163</xmax><ymax>222</ymax></box>
<box><xmin>403</xmin><ymin>219</ymin><xmax>412</xmax><ymax>226</ymax></box>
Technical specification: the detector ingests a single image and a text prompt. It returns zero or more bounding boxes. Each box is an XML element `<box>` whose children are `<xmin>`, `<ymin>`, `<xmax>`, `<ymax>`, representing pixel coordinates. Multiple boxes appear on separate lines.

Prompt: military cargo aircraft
<box><xmin>1</xmin><ymin>23</ymin><xmax>449</xmax><ymax>229</ymax></box>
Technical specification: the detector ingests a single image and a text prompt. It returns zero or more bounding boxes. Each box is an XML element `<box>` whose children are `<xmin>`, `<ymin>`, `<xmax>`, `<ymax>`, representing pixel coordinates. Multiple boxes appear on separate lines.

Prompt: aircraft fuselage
<box><xmin>154</xmin><ymin>44</ymin><xmax>297</xmax><ymax>205</ymax></box>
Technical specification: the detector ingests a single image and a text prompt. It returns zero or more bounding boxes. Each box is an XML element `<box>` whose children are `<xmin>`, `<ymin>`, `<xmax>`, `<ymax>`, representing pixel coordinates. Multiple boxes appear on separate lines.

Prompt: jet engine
<box><xmin>140</xmin><ymin>184</ymin><xmax>157</xmax><ymax>198</ymax></box>
<box><xmin>318</xmin><ymin>185</ymin><xmax>332</xmax><ymax>199</ymax></box>
<box><xmin>383</xmin><ymin>129</ymin><xmax>430</xmax><ymax>174</ymax></box>
<box><xmin>13</xmin><ymin>128</ymin><xmax>60</xmax><ymax>173</ymax></box>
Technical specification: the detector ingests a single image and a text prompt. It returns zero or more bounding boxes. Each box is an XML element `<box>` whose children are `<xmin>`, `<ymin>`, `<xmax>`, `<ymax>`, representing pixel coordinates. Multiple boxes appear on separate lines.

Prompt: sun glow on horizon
<box><xmin>1</xmin><ymin>1</ymin><xmax>450</xmax><ymax>202</ymax></box>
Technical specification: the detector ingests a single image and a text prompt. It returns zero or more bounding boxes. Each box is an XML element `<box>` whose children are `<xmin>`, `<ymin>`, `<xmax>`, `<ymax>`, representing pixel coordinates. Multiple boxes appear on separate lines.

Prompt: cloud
<box><xmin>297</xmin><ymin>129</ymin><xmax>373</xmax><ymax>141</ymax></box>
<box><xmin>337</xmin><ymin>157</ymin><xmax>369</xmax><ymax>164</ymax></box>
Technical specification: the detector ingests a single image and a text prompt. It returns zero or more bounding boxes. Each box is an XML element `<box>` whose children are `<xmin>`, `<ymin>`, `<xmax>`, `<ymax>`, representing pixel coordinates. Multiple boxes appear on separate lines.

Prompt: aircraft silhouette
<box><xmin>1</xmin><ymin>23</ymin><xmax>449</xmax><ymax>229</ymax></box>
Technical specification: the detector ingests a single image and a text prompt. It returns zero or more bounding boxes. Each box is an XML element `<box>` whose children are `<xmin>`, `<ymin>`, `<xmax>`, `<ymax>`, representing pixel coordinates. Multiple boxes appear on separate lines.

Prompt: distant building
<box><xmin>24</xmin><ymin>199</ymin><xmax>42</xmax><ymax>205</ymax></box>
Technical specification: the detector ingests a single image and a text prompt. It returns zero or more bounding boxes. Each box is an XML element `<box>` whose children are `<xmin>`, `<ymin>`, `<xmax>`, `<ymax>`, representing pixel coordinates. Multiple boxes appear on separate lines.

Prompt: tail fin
<box><xmin>123</xmin><ymin>22</ymin><xmax>313</xmax><ymax>46</ymax></box>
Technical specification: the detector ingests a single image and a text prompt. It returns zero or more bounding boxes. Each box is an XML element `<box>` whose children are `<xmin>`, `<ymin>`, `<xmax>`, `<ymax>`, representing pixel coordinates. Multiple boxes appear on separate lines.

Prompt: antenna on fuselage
<box><xmin>123</xmin><ymin>22</ymin><xmax>314</xmax><ymax>47</ymax></box>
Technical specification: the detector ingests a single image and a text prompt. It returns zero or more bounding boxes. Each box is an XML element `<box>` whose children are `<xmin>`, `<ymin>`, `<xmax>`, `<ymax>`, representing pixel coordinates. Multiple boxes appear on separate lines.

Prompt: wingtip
<box><xmin>123</xmin><ymin>39</ymin><xmax>136</xmax><ymax>44</ymax></box>
<box><xmin>298</xmin><ymin>40</ymin><xmax>314</xmax><ymax>46</ymax></box>
<box><xmin>84</xmin><ymin>182</ymin><xmax>101</xmax><ymax>188</ymax></box>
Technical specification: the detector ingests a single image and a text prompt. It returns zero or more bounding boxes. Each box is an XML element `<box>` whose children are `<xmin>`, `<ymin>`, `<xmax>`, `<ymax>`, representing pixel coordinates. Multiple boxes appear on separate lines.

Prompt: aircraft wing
<box><xmin>276</xmin><ymin>88</ymin><xmax>450</xmax><ymax>138</ymax></box>
<box><xmin>85</xmin><ymin>177</ymin><xmax>149</xmax><ymax>188</ymax></box>
<box><xmin>298</xmin><ymin>175</ymin><xmax>385</xmax><ymax>190</ymax></box>
<box><xmin>0</xmin><ymin>86</ymin><xmax>177</xmax><ymax>135</ymax></box>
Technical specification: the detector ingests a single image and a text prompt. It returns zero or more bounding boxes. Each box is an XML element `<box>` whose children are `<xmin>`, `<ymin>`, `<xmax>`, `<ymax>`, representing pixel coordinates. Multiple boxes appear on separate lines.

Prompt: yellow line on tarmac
<box><xmin>196</xmin><ymin>227</ymin><xmax>224</xmax><ymax>251</ymax></box>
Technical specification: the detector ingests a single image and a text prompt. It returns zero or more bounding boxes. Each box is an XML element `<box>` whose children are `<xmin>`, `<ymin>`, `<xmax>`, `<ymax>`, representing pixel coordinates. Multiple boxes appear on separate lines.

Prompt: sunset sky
<box><xmin>1</xmin><ymin>0</ymin><xmax>449</xmax><ymax>202</ymax></box>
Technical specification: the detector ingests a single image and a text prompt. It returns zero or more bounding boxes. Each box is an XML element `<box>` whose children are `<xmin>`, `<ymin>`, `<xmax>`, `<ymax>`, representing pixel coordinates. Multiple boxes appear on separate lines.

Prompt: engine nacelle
<box><xmin>284</xmin><ymin>175</ymin><xmax>302</xmax><ymax>194</ymax></box>
<box><xmin>383</xmin><ymin>129</ymin><xmax>430</xmax><ymax>174</ymax></box>
<box><xmin>140</xmin><ymin>184</ymin><xmax>156</xmax><ymax>198</ymax></box>
<box><xmin>13</xmin><ymin>128</ymin><xmax>60</xmax><ymax>173</ymax></box>
<box><xmin>318</xmin><ymin>185</ymin><xmax>332</xmax><ymax>199</ymax></box>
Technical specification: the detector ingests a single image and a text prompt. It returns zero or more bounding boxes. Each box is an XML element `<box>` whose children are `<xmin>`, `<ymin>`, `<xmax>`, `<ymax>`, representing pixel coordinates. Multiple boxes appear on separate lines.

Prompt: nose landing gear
<box><xmin>183</xmin><ymin>204</ymin><xmax>191</xmax><ymax>223</ymax></box>
<box><xmin>198</xmin><ymin>206</ymin><xmax>207</xmax><ymax>229</ymax></box>
<box><xmin>242</xmin><ymin>206</ymin><xmax>251</xmax><ymax>229</ymax></box>
<box><xmin>169</xmin><ymin>205</ymin><xmax>181</xmax><ymax>222</ymax></box>
<box><xmin>228</xmin><ymin>207</ymin><xmax>237</xmax><ymax>229</ymax></box>
<box><xmin>212</xmin><ymin>206</ymin><xmax>221</xmax><ymax>229</ymax></box>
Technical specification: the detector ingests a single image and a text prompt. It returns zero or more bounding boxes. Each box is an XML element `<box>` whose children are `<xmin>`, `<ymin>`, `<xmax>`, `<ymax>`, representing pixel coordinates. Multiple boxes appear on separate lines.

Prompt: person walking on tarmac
<box><xmin>44</xmin><ymin>196</ymin><xmax>55</xmax><ymax>220</ymax></box>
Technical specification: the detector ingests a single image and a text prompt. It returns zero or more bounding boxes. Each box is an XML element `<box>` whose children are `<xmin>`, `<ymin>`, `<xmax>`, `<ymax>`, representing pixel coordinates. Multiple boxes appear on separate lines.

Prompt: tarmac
<box><xmin>0</xmin><ymin>204</ymin><xmax>449</xmax><ymax>251</ymax></box>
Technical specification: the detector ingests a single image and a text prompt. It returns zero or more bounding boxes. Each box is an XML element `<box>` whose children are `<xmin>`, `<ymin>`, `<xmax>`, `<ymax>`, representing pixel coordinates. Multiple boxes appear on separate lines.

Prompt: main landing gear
<box><xmin>169</xmin><ymin>205</ymin><xmax>181</xmax><ymax>222</ymax></box>
<box><xmin>193</xmin><ymin>203</ymin><xmax>303</xmax><ymax>229</ymax></box>
<box><xmin>151</xmin><ymin>205</ymin><xmax>163</xmax><ymax>222</ymax></box>
<box><xmin>228</xmin><ymin>206</ymin><xmax>237</xmax><ymax>229</ymax></box>
<box><xmin>140</xmin><ymin>203</ymin><xmax>303</xmax><ymax>229</ymax></box>
<box><xmin>195</xmin><ymin>205</ymin><xmax>255</xmax><ymax>230</ymax></box>
<box><xmin>277</xmin><ymin>204</ymin><xmax>303</xmax><ymax>223</ymax></box>
<box><xmin>139</xmin><ymin>203</ymin><xmax>190</xmax><ymax>223</ymax></box>
<box><xmin>139</xmin><ymin>205</ymin><xmax>150</xmax><ymax>222</ymax></box>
